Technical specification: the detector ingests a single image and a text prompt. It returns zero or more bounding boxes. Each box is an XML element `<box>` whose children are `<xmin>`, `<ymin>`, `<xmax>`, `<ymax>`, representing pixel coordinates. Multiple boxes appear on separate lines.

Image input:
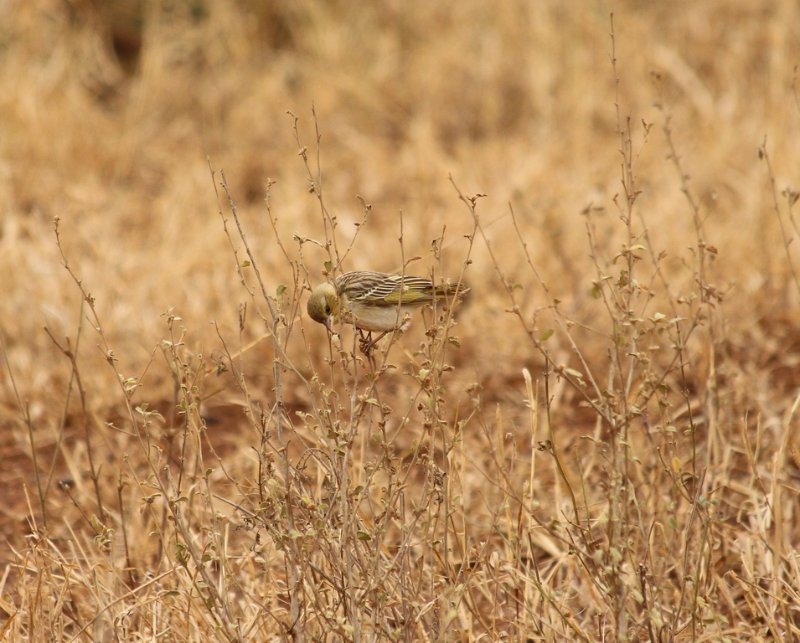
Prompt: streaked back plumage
<box><xmin>335</xmin><ymin>271</ymin><xmax>465</xmax><ymax>306</ymax></box>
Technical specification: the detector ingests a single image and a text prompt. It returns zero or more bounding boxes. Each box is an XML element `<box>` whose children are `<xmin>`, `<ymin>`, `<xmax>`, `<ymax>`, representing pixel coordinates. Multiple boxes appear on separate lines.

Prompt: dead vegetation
<box><xmin>1</xmin><ymin>1</ymin><xmax>800</xmax><ymax>640</ymax></box>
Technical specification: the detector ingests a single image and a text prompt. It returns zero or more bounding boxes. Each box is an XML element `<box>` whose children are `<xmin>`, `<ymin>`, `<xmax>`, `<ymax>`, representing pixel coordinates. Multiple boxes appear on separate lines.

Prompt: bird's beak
<box><xmin>324</xmin><ymin>316</ymin><xmax>333</xmax><ymax>331</ymax></box>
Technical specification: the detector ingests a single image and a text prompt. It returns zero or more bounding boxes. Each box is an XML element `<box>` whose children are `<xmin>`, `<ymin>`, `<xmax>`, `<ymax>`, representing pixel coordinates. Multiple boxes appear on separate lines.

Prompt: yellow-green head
<box><xmin>307</xmin><ymin>283</ymin><xmax>339</xmax><ymax>329</ymax></box>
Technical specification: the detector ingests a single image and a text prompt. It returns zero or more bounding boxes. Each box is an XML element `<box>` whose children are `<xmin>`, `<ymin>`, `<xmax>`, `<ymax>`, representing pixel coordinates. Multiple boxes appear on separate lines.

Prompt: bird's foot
<box><xmin>358</xmin><ymin>330</ymin><xmax>374</xmax><ymax>356</ymax></box>
<box><xmin>358</xmin><ymin>330</ymin><xmax>389</xmax><ymax>356</ymax></box>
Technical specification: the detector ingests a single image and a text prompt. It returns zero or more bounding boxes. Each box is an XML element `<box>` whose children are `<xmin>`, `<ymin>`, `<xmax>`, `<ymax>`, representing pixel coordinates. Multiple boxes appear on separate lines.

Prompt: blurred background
<box><xmin>2</xmin><ymin>0</ymin><xmax>799</xmax><ymax>491</ymax></box>
<box><xmin>2</xmin><ymin>0</ymin><xmax>798</xmax><ymax>376</ymax></box>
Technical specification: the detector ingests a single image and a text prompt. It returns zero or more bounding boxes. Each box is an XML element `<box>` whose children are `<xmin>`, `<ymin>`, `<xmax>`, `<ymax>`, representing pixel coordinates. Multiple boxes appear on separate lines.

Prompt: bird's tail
<box><xmin>434</xmin><ymin>281</ymin><xmax>470</xmax><ymax>301</ymax></box>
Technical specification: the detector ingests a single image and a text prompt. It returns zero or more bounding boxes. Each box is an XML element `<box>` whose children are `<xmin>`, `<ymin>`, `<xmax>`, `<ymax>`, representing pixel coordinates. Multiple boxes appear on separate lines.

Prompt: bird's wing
<box><xmin>336</xmin><ymin>272</ymin><xmax>435</xmax><ymax>306</ymax></box>
<box><xmin>380</xmin><ymin>276</ymin><xmax>436</xmax><ymax>304</ymax></box>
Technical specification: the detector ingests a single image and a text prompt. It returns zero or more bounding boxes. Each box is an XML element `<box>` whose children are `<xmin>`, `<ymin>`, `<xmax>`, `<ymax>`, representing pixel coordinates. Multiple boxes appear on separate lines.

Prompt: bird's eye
<box><xmin>324</xmin><ymin>304</ymin><xmax>331</xmax><ymax>315</ymax></box>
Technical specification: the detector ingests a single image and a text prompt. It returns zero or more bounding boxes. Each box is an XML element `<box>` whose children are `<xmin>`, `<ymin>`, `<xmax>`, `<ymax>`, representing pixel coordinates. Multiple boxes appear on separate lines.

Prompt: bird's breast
<box><xmin>346</xmin><ymin>300</ymin><xmax>413</xmax><ymax>332</ymax></box>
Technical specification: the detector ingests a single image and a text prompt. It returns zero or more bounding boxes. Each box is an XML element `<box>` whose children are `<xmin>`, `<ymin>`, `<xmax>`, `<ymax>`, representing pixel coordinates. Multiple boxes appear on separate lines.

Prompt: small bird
<box><xmin>307</xmin><ymin>270</ymin><xmax>468</xmax><ymax>350</ymax></box>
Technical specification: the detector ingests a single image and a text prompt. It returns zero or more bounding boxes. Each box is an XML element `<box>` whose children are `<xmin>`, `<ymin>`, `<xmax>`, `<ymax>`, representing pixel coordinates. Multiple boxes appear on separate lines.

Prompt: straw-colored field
<box><xmin>2</xmin><ymin>1</ymin><xmax>799</xmax><ymax>640</ymax></box>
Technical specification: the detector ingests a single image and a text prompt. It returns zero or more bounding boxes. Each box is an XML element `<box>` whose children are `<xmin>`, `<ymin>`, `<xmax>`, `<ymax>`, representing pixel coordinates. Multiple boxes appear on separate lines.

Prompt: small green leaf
<box><xmin>539</xmin><ymin>329</ymin><xmax>554</xmax><ymax>342</ymax></box>
<box><xmin>241</xmin><ymin>260</ymin><xmax>251</xmax><ymax>268</ymax></box>
<box><xmin>276</xmin><ymin>284</ymin><xmax>287</xmax><ymax>296</ymax></box>
<box><xmin>323</xmin><ymin>260</ymin><xmax>333</xmax><ymax>274</ymax></box>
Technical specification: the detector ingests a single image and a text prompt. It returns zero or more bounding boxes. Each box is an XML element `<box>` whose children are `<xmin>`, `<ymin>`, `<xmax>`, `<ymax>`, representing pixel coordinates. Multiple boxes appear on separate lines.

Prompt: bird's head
<box><xmin>307</xmin><ymin>283</ymin><xmax>339</xmax><ymax>330</ymax></box>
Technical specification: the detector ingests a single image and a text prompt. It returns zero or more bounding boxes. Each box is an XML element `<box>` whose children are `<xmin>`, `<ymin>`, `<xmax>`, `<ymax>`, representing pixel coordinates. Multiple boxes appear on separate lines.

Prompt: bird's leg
<box><xmin>358</xmin><ymin>329</ymin><xmax>374</xmax><ymax>355</ymax></box>
<box><xmin>359</xmin><ymin>330</ymin><xmax>392</xmax><ymax>356</ymax></box>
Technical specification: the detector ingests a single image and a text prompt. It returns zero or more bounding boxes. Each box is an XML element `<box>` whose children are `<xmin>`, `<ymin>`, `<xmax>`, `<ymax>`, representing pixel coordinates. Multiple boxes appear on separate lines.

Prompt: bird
<box><xmin>307</xmin><ymin>270</ymin><xmax>468</xmax><ymax>351</ymax></box>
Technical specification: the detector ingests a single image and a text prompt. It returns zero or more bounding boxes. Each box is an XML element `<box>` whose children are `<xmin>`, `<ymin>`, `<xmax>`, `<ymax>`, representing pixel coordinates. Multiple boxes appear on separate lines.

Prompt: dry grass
<box><xmin>2</xmin><ymin>0</ymin><xmax>800</xmax><ymax>640</ymax></box>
